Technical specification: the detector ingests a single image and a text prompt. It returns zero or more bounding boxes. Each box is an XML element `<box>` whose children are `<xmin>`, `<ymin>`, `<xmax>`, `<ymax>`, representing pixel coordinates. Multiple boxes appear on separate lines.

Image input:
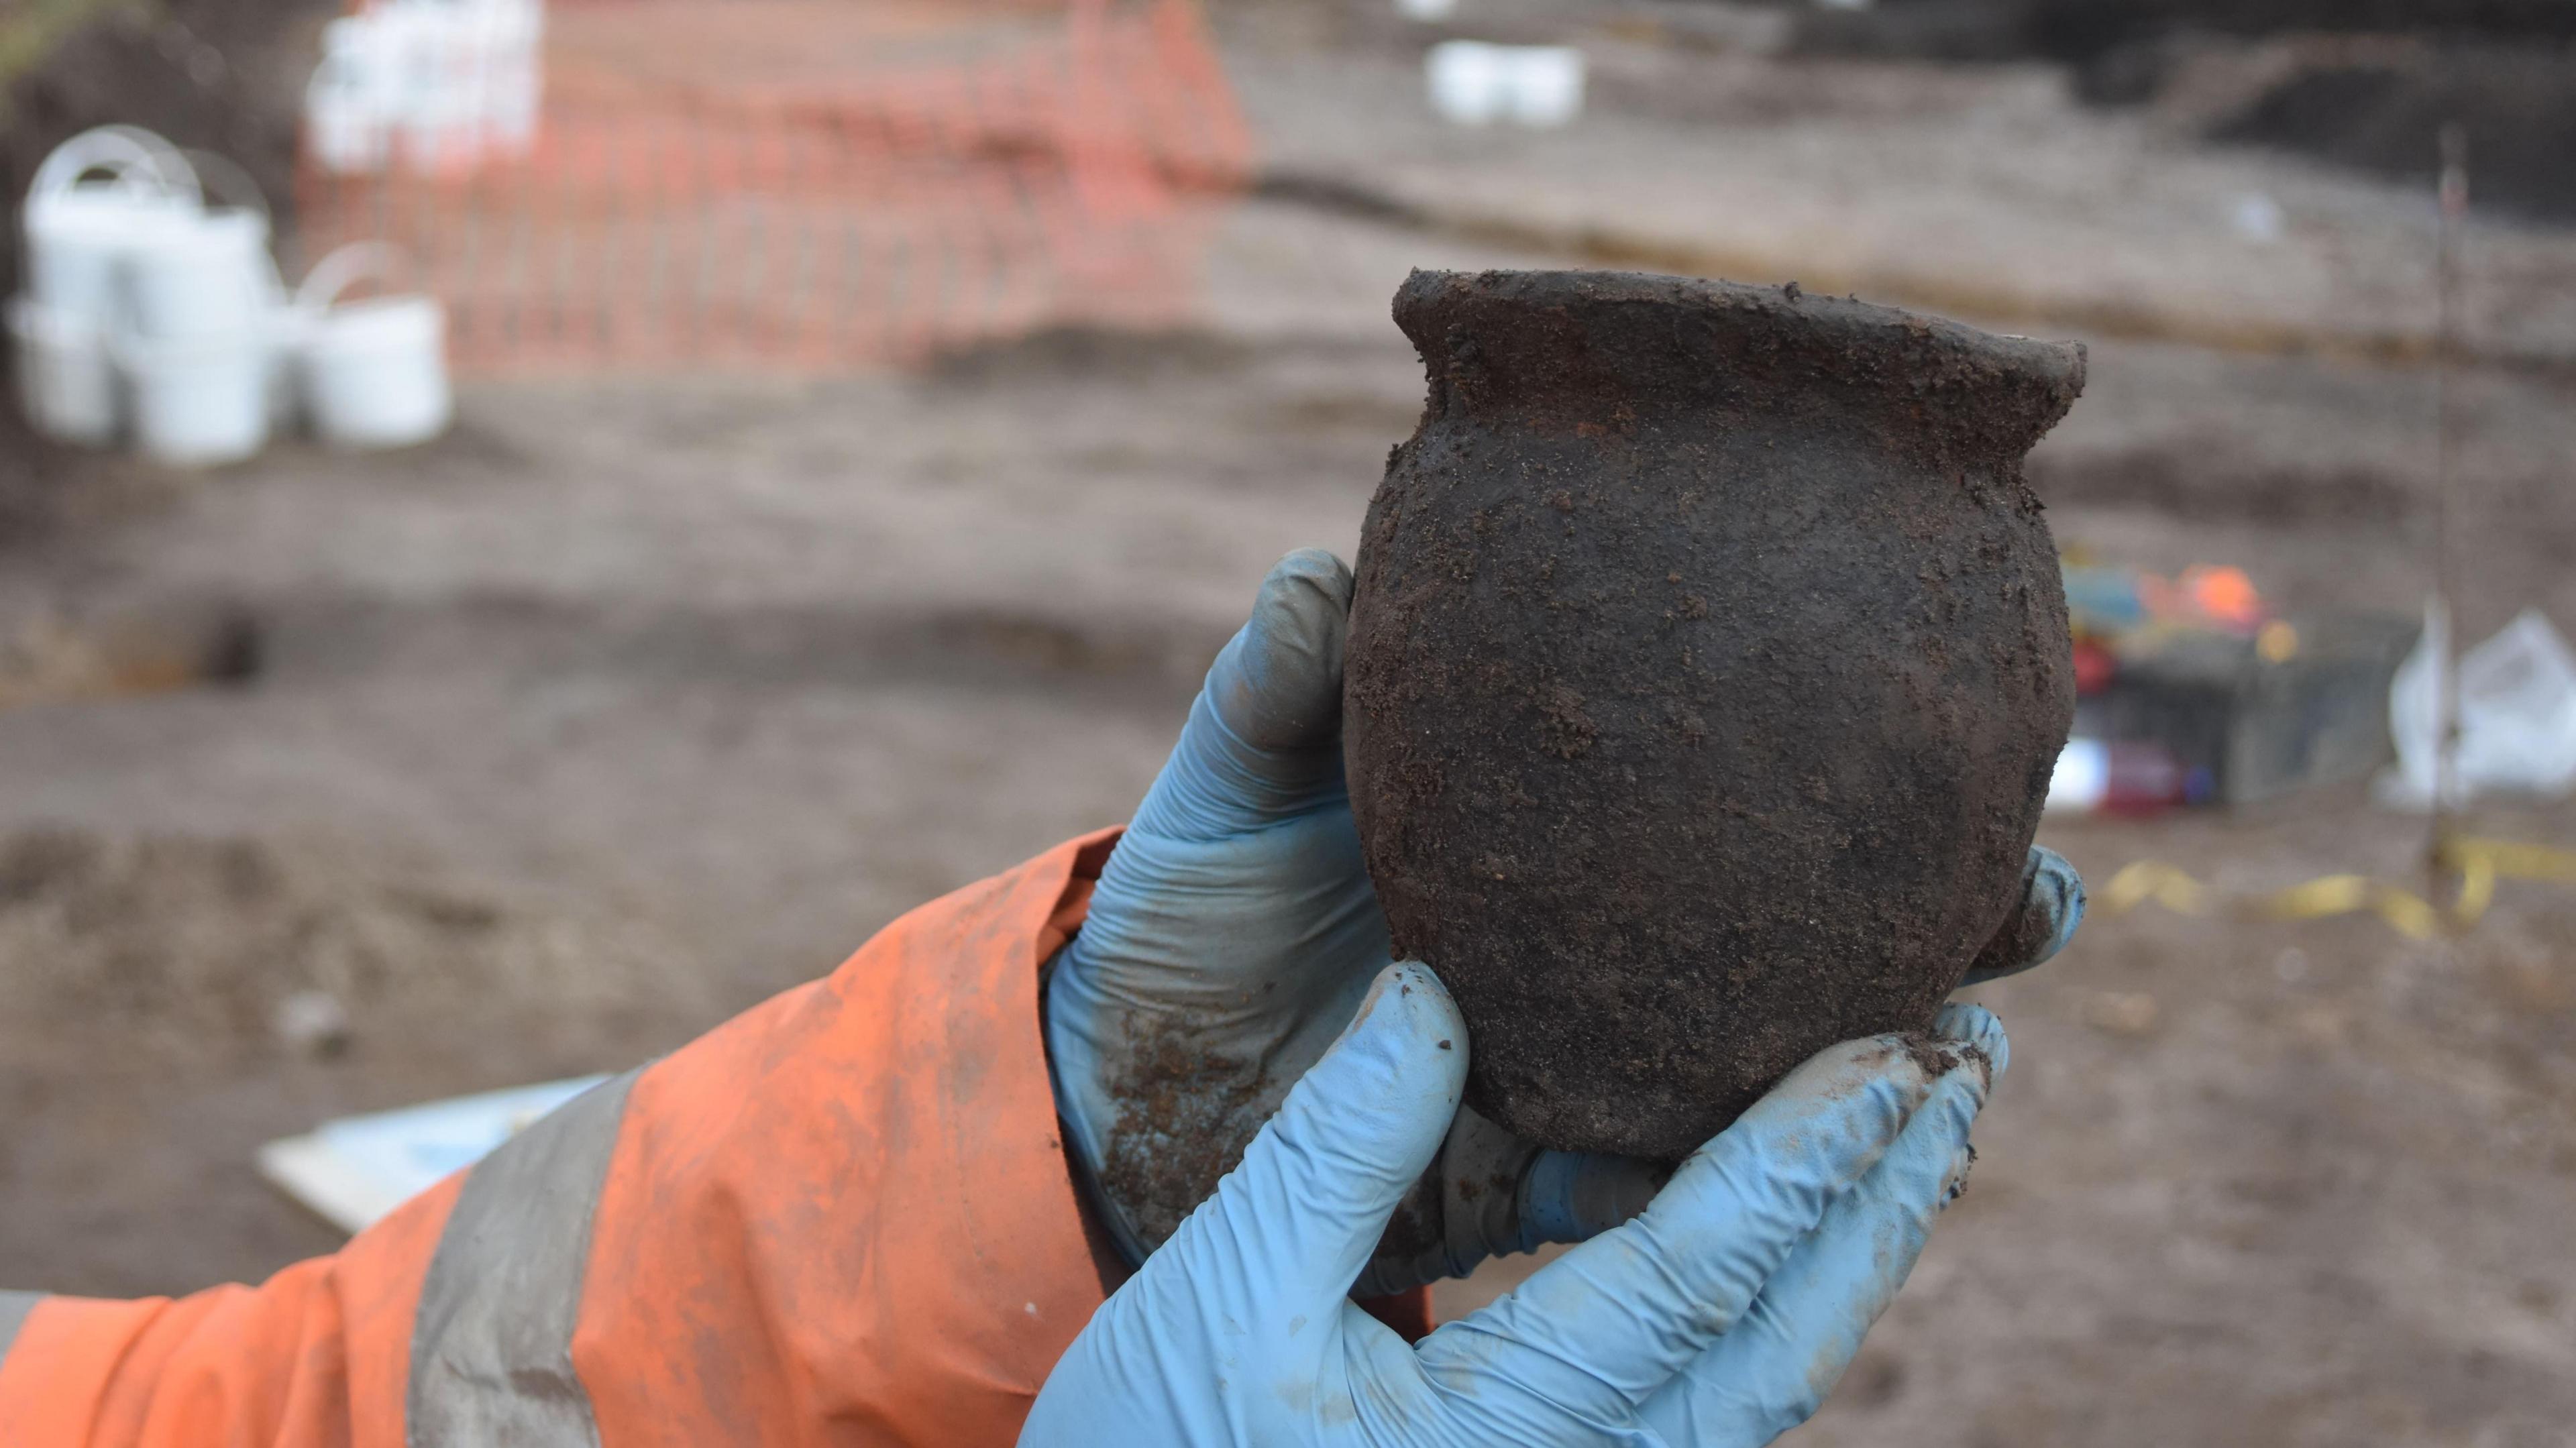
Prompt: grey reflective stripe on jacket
<box><xmin>407</xmin><ymin>1067</ymin><xmax>639</xmax><ymax>1448</ymax></box>
<box><xmin>0</xmin><ymin>1290</ymin><xmax>41</xmax><ymax>1368</ymax></box>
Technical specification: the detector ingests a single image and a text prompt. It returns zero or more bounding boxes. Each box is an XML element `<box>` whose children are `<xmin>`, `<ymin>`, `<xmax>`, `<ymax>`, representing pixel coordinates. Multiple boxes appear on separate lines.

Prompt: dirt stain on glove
<box><xmin>1100</xmin><ymin>1015</ymin><xmax>1272</xmax><ymax>1249</ymax></box>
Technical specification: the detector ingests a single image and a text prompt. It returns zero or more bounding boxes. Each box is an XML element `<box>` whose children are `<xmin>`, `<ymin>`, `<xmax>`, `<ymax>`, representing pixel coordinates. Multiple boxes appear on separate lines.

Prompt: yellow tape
<box><xmin>2100</xmin><ymin>861</ymin><xmax>2213</xmax><ymax>917</ymax></box>
<box><xmin>2253</xmin><ymin>874</ymin><xmax>2443</xmax><ymax>940</ymax></box>
<box><xmin>2096</xmin><ymin>834</ymin><xmax>2576</xmax><ymax>939</ymax></box>
<box><xmin>2439</xmin><ymin>836</ymin><xmax>2576</xmax><ymax>885</ymax></box>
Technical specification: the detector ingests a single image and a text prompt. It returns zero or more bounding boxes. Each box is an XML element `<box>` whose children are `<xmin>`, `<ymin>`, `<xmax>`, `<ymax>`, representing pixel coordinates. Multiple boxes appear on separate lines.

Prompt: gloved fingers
<box><xmin>1957</xmin><ymin>846</ymin><xmax>2085</xmax><ymax>987</ymax></box>
<box><xmin>1643</xmin><ymin>1008</ymin><xmax>2006</xmax><ymax>1447</ymax></box>
<box><xmin>1514</xmin><ymin>1148</ymin><xmax>1670</xmax><ymax>1250</ymax></box>
<box><xmin>1129</xmin><ymin>549</ymin><xmax>1356</xmax><ymax>842</ymax></box>
<box><xmin>1930</xmin><ymin>1000</ymin><xmax>2011</xmax><ymax>1080</ymax></box>
<box><xmin>1417</xmin><ymin>1031</ymin><xmax>1946</xmax><ymax>1420</ymax></box>
<box><xmin>1941</xmin><ymin>1143</ymin><xmax>1974</xmax><ymax>1207</ymax></box>
<box><xmin>1172</xmin><ymin>960</ymin><xmax>1467</xmax><ymax>1321</ymax></box>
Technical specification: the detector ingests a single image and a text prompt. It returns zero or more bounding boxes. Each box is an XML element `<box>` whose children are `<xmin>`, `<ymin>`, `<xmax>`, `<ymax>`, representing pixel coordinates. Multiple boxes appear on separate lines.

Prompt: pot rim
<box><xmin>1393</xmin><ymin>267</ymin><xmax>2086</xmax><ymax>461</ymax></box>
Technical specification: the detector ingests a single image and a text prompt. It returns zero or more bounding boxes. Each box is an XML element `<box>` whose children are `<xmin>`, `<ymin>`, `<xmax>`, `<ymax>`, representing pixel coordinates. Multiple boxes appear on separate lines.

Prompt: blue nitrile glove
<box><xmin>1022</xmin><ymin>963</ymin><xmax>2009</xmax><ymax>1448</ymax></box>
<box><xmin>1044</xmin><ymin>549</ymin><xmax>2083</xmax><ymax>1292</ymax></box>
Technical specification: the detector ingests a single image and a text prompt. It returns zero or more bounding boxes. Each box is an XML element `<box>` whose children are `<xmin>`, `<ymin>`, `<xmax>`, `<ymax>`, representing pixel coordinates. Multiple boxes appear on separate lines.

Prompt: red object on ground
<box><xmin>2072</xmin><ymin>636</ymin><xmax>2117</xmax><ymax>695</ymax></box>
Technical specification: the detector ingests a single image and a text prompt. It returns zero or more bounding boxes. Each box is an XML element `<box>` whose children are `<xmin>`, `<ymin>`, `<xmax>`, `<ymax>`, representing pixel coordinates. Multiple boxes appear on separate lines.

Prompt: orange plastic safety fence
<box><xmin>294</xmin><ymin>0</ymin><xmax>1253</xmax><ymax>372</ymax></box>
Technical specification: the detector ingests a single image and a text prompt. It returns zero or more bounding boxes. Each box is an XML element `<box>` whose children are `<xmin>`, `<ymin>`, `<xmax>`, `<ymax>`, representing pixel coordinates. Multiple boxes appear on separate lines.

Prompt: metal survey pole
<box><xmin>2431</xmin><ymin>121</ymin><xmax>2467</xmax><ymax>875</ymax></box>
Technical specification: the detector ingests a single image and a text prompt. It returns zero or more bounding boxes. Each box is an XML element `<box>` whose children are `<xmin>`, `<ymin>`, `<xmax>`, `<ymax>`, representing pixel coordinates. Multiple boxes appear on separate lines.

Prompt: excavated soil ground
<box><xmin>2</xmin><ymin>4</ymin><xmax>2572</xmax><ymax>1442</ymax></box>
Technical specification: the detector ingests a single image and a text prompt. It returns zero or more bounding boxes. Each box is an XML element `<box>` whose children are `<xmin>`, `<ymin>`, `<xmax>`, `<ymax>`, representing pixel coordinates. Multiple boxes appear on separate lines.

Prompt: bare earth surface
<box><xmin>3</xmin><ymin>5</ymin><xmax>2572</xmax><ymax>1443</ymax></box>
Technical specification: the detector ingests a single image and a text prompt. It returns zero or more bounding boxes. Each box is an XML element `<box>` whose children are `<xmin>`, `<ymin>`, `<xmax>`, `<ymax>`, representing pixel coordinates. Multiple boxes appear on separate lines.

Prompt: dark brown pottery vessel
<box><xmin>1344</xmin><ymin>268</ymin><xmax>2084</xmax><ymax>1158</ymax></box>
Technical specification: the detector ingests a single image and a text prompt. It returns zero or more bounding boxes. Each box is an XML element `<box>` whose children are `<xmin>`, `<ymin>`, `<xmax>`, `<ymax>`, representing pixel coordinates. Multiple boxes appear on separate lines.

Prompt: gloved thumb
<box><xmin>1173</xmin><ymin>960</ymin><xmax>1467</xmax><ymax>1320</ymax></box>
<box><xmin>1129</xmin><ymin>549</ymin><xmax>1354</xmax><ymax>841</ymax></box>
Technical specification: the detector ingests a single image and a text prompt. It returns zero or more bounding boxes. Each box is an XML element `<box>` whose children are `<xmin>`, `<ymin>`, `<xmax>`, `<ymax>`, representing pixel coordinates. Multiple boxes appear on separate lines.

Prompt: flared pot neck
<box><xmin>1394</xmin><ymin>269</ymin><xmax>2086</xmax><ymax>469</ymax></box>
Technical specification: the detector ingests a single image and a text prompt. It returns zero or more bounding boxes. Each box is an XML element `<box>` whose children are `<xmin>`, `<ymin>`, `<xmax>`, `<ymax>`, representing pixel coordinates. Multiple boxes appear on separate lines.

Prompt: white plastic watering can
<box><xmin>115</xmin><ymin>149</ymin><xmax>279</xmax><ymax>343</ymax></box>
<box><xmin>22</xmin><ymin>127</ymin><xmax>201</xmax><ymax>324</ymax></box>
<box><xmin>15</xmin><ymin>128</ymin><xmax>198</xmax><ymax>445</ymax></box>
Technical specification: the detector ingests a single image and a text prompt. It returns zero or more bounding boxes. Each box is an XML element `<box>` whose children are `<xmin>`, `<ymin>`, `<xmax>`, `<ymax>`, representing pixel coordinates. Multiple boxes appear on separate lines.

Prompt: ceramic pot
<box><xmin>1344</xmin><ymin>268</ymin><xmax>2084</xmax><ymax>1158</ymax></box>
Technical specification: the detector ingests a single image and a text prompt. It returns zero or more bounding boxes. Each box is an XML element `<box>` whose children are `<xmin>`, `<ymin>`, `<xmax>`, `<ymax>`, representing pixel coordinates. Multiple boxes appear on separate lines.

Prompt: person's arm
<box><xmin>0</xmin><ymin>830</ymin><xmax>1129</xmax><ymax>1448</ymax></box>
<box><xmin>0</xmin><ymin>1180</ymin><xmax>456</xmax><ymax>1448</ymax></box>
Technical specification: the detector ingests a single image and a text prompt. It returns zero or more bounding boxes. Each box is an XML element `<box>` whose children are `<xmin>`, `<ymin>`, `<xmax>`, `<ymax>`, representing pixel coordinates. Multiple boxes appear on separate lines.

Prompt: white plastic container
<box><xmin>8</xmin><ymin>298</ymin><xmax>121</xmax><ymax>446</ymax></box>
<box><xmin>116</xmin><ymin>149</ymin><xmax>281</xmax><ymax>341</ymax></box>
<box><xmin>118</xmin><ymin>205</ymin><xmax>274</xmax><ymax>339</ymax></box>
<box><xmin>307</xmin><ymin>19</ymin><xmax>397</xmax><ymax>175</ymax></box>
<box><xmin>472</xmin><ymin>0</ymin><xmax>547</xmax><ymax>156</ymax></box>
<box><xmin>22</xmin><ymin>127</ymin><xmax>200</xmax><ymax>325</ymax></box>
<box><xmin>2383</xmin><ymin>602</ymin><xmax>2576</xmax><ymax>807</ymax></box>
<box><xmin>390</xmin><ymin>3</ymin><xmax>488</xmax><ymax>176</ymax></box>
<box><xmin>1507</xmin><ymin>46</ymin><xmax>1585</xmax><ymax>127</ymax></box>
<box><xmin>1427</xmin><ymin>41</ymin><xmax>1507</xmax><ymax>125</ymax></box>
<box><xmin>295</xmin><ymin>243</ymin><xmax>451</xmax><ymax>450</ymax></box>
<box><xmin>1426</xmin><ymin>42</ymin><xmax>1585</xmax><ymax>128</ymax></box>
<box><xmin>117</xmin><ymin>325</ymin><xmax>272</xmax><ymax>466</ymax></box>
<box><xmin>303</xmin><ymin>1</ymin><xmax>549</xmax><ymax>176</ymax></box>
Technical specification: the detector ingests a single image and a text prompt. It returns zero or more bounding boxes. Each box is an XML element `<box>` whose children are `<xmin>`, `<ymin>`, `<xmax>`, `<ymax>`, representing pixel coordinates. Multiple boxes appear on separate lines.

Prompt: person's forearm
<box><xmin>0</xmin><ymin>1181</ymin><xmax>453</xmax><ymax>1448</ymax></box>
<box><xmin>1</xmin><ymin>832</ymin><xmax>1124</xmax><ymax>1448</ymax></box>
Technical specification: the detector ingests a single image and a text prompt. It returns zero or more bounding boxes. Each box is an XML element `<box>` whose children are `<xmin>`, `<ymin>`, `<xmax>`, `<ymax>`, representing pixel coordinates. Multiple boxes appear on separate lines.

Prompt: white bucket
<box><xmin>386</xmin><ymin>5</ymin><xmax>490</xmax><ymax>176</ymax></box>
<box><xmin>1507</xmin><ymin>47</ymin><xmax>1586</xmax><ymax>127</ymax></box>
<box><xmin>117</xmin><ymin>325</ymin><xmax>272</xmax><ymax>467</ymax></box>
<box><xmin>7</xmin><ymin>298</ymin><xmax>120</xmax><ymax>447</ymax></box>
<box><xmin>307</xmin><ymin>58</ymin><xmax>392</xmax><ymax>174</ymax></box>
<box><xmin>307</xmin><ymin>16</ymin><xmax>400</xmax><ymax>174</ymax></box>
<box><xmin>295</xmin><ymin>243</ymin><xmax>451</xmax><ymax>450</ymax></box>
<box><xmin>1426</xmin><ymin>41</ymin><xmax>1508</xmax><ymax>125</ymax></box>
<box><xmin>1424</xmin><ymin>42</ymin><xmax>1585</xmax><ymax>128</ymax></box>
<box><xmin>119</xmin><ymin>205</ymin><xmax>275</xmax><ymax>339</ymax></box>
<box><xmin>459</xmin><ymin>0</ymin><xmax>547</xmax><ymax>158</ymax></box>
<box><xmin>22</xmin><ymin>127</ymin><xmax>201</xmax><ymax>325</ymax></box>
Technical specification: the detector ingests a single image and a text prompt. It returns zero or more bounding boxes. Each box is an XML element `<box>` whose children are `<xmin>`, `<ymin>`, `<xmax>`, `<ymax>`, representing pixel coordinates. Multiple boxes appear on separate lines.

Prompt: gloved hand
<box><xmin>1045</xmin><ymin>549</ymin><xmax>2082</xmax><ymax>1288</ymax></box>
<box><xmin>1022</xmin><ymin>963</ymin><xmax>2008</xmax><ymax>1448</ymax></box>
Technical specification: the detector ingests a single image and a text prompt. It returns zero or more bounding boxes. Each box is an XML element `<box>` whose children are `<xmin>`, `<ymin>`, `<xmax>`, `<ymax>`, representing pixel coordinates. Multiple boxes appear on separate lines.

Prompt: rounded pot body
<box><xmin>1344</xmin><ymin>269</ymin><xmax>2083</xmax><ymax>1158</ymax></box>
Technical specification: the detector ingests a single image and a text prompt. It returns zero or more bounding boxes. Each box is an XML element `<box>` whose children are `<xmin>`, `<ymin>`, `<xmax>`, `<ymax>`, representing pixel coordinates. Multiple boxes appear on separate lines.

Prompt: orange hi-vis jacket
<box><xmin>0</xmin><ymin>832</ymin><xmax>1433</xmax><ymax>1447</ymax></box>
